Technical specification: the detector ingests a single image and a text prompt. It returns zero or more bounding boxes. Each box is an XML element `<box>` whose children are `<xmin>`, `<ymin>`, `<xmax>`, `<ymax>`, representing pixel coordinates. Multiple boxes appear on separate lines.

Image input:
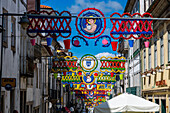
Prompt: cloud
<box><xmin>67</xmin><ymin>0</ymin><xmax>123</xmax><ymax>13</ymax></box>
<box><xmin>95</xmin><ymin>52</ymin><xmax>116</xmax><ymax>58</ymax></box>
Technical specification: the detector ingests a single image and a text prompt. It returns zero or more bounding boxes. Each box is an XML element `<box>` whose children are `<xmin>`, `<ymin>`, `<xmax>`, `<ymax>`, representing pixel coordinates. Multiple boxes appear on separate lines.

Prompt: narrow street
<box><xmin>0</xmin><ymin>0</ymin><xmax>169</xmax><ymax>113</ymax></box>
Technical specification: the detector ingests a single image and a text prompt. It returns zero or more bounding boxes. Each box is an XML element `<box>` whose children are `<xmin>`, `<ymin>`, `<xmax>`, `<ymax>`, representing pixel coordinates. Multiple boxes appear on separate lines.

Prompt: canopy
<box><xmin>94</xmin><ymin>93</ymin><xmax>159</xmax><ymax>113</ymax></box>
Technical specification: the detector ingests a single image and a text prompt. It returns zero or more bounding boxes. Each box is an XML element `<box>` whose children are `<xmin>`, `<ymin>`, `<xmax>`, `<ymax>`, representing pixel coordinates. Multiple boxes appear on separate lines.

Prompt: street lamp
<box><xmin>18</xmin><ymin>13</ymin><xmax>30</xmax><ymax>30</ymax></box>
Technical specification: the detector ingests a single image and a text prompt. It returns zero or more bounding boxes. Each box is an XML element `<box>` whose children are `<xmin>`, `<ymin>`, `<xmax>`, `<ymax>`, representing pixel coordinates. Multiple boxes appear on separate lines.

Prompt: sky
<box><xmin>41</xmin><ymin>0</ymin><xmax>128</xmax><ymax>58</ymax></box>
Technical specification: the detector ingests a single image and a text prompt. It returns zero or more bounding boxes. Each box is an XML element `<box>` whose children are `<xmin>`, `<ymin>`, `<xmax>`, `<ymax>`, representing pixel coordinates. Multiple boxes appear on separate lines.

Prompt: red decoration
<box><xmin>30</xmin><ymin>39</ymin><xmax>36</xmax><ymax>46</ymax></box>
<box><xmin>111</xmin><ymin>72</ymin><xmax>114</xmax><ymax>77</ymax></box>
<box><xmin>74</xmin><ymin>40</ymin><xmax>80</xmax><ymax>46</ymax></box>
<box><xmin>63</xmin><ymin>71</ymin><xmax>67</xmax><ymax>76</ymax></box>
<box><xmin>78</xmin><ymin>71</ymin><xmax>82</xmax><ymax>75</ymax></box>
<box><xmin>94</xmin><ymin>73</ymin><xmax>98</xmax><ymax>76</ymax></box>
<box><xmin>27</xmin><ymin>10</ymin><xmax>72</xmax><ymax>38</ymax></box>
<box><xmin>110</xmin><ymin>12</ymin><xmax>153</xmax><ymax>40</ymax></box>
<box><xmin>64</xmin><ymin>39</ymin><xmax>71</xmax><ymax>49</ymax></box>
<box><xmin>111</xmin><ymin>41</ymin><xmax>118</xmax><ymax>51</ymax></box>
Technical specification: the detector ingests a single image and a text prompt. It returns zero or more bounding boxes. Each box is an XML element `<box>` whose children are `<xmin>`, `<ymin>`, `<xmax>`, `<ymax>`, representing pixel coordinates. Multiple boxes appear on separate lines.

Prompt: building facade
<box><xmin>141</xmin><ymin>0</ymin><xmax>170</xmax><ymax>112</ymax></box>
<box><xmin>0</xmin><ymin>0</ymin><xmax>27</xmax><ymax>112</ymax></box>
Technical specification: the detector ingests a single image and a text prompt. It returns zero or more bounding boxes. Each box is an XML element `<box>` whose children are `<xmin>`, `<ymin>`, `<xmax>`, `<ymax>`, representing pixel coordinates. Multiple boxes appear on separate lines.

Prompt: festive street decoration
<box><xmin>71</xmin><ymin>36</ymin><xmax>89</xmax><ymax>47</ymax></box>
<box><xmin>46</xmin><ymin>37</ymin><xmax>53</xmax><ymax>46</ymax></box>
<box><xmin>94</xmin><ymin>35</ymin><xmax>111</xmax><ymax>47</ymax></box>
<box><xmin>111</xmin><ymin>41</ymin><xmax>118</xmax><ymax>51</ymax></box>
<box><xmin>30</xmin><ymin>39</ymin><xmax>36</xmax><ymax>46</ymax></box>
<box><xmin>110</xmin><ymin>12</ymin><xmax>153</xmax><ymax>39</ymax></box>
<box><xmin>144</xmin><ymin>41</ymin><xmax>150</xmax><ymax>48</ymax></box>
<box><xmin>100</xmin><ymin>56</ymin><xmax>126</xmax><ymax>73</ymax></box>
<box><xmin>76</xmin><ymin>8</ymin><xmax>106</xmax><ymax>39</ymax></box>
<box><xmin>80</xmin><ymin>54</ymin><xmax>98</xmax><ymax>72</ymax></box>
<box><xmin>52</xmin><ymin>56</ymin><xmax>78</xmax><ymax>72</ymax></box>
<box><xmin>52</xmin><ymin>54</ymin><xmax>125</xmax><ymax>108</ymax></box>
<box><xmin>63</xmin><ymin>39</ymin><xmax>71</xmax><ymax>49</ymax></box>
<box><xmin>128</xmin><ymin>40</ymin><xmax>134</xmax><ymax>47</ymax></box>
<box><xmin>27</xmin><ymin>10</ymin><xmax>71</xmax><ymax>38</ymax></box>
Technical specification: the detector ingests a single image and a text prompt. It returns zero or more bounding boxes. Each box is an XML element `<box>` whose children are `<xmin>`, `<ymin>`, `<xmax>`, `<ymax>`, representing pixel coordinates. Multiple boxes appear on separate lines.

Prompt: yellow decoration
<box><xmin>100</xmin><ymin>56</ymin><xmax>126</xmax><ymax>73</ymax></box>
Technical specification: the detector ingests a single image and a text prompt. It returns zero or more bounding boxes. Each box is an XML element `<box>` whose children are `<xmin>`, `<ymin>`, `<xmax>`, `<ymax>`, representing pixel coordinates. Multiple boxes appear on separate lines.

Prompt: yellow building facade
<box><xmin>141</xmin><ymin>21</ymin><xmax>170</xmax><ymax>113</ymax></box>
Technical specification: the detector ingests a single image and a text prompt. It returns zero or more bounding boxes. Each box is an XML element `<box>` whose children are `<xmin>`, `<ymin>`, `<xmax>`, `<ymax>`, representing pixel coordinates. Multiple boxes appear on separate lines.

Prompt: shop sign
<box><xmin>2</xmin><ymin>78</ymin><xmax>16</xmax><ymax>91</ymax></box>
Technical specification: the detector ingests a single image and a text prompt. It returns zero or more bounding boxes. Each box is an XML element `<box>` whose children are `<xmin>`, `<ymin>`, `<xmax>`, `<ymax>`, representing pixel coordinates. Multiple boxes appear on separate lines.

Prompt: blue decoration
<box><xmin>111</xmin><ymin>31</ymin><xmax>152</xmax><ymax>34</ymax></box>
<box><xmin>47</xmin><ymin>37</ymin><xmax>53</xmax><ymax>46</ymax></box>
<box><xmin>128</xmin><ymin>40</ymin><xmax>134</xmax><ymax>47</ymax></box>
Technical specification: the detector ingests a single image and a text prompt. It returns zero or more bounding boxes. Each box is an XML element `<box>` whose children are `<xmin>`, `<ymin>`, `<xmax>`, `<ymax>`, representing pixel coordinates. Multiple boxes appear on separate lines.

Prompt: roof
<box><xmin>40</xmin><ymin>5</ymin><xmax>52</xmax><ymax>9</ymax></box>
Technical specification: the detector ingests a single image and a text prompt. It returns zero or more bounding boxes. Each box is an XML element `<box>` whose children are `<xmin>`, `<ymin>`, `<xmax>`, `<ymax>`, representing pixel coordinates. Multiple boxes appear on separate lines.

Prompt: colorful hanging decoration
<box><xmin>76</xmin><ymin>8</ymin><xmax>106</xmax><ymax>39</ymax></box>
<box><xmin>52</xmin><ymin>56</ymin><xmax>78</xmax><ymax>72</ymax></box>
<box><xmin>128</xmin><ymin>40</ymin><xmax>134</xmax><ymax>47</ymax></box>
<box><xmin>46</xmin><ymin>37</ymin><xmax>53</xmax><ymax>46</ymax></box>
<box><xmin>63</xmin><ymin>39</ymin><xmax>71</xmax><ymax>49</ymax></box>
<box><xmin>111</xmin><ymin>41</ymin><xmax>118</xmax><ymax>51</ymax></box>
<box><xmin>80</xmin><ymin>54</ymin><xmax>98</xmax><ymax>72</ymax></box>
<box><xmin>52</xmin><ymin>54</ymin><xmax>125</xmax><ymax>108</ymax></box>
<box><xmin>30</xmin><ymin>39</ymin><xmax>36</xmax><ymax>46</ymax></box>
<box><xmin>100</xmin><ymin>56</ymin><xmax>126</xmax><ymax>73</ymax></box>
<box><xmin>94</xmin><ymin>35</ymin><xmax>111</xmax><ymax>47</ymax></box>
<box><xmin>27</xmin><ymin>10</ymin><xmax>72</xmax><ymax>38</ymax></box>
<box><xmin>144</xmin><ymin>41</ymin><xmax>150</xmax><ymax>48</ymax></box>
<box><xmin>71</xmin><ymin>35</ymin><xmax>89</xmax><ymax>47</ymax></box>
<box><xmin>110</xmin><ymin>12</ymin><xmax>153</xmax><ymax>40</ymax></box>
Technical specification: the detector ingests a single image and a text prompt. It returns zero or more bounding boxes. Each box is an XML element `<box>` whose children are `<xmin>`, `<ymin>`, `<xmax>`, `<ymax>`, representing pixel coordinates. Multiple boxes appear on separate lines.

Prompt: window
<box><xmin>3</xmin><ymin>8</ymin><xmax>8</xmax><ymax>46</ymax></box>
<box><xmin>11</xmin><ymin>17</ymin><xmax>16</xmax><ymax>50</ymax></box>
<box><xmin>144</xmin><ymin>49</ymin><xmax>146</xmax><ymax>71</ymax></box>
<box><xmin>168</xmin><ymin>31</ymin><xmax>170</xmax><ymax>62</ymax></box>
<box><xmin>149</xmin><ymin>76</ymin><xmax>151</xmax><ymax>85</ymax></box>
<box><xmin>154</xmin><ymin>74</ymin><xmax>157</xmax><ymax>85</ymax></box>
<box><xmin>144</xmin><ymin>77</ymin><xmax>146</xmax><ymax>85</ymax></box>
<box><xmin>154</xmin><ymin>41</ymin><xmax>157</xmax><ymax>68</ymax></box>
<box><xmin>148</xmin><ymin>46</ymin><xmax>151</xmax><ymax>70</ymax></box>
<box><xmin>160</xmin><ymin>37</ymin><xmax>164</xmax><ymax>65</ymax></box>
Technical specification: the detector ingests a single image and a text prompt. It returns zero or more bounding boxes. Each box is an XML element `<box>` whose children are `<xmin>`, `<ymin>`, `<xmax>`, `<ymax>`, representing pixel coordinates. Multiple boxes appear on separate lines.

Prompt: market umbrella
<box><xmin>94</xmin><ymin>93</ymin><xmax>159</xmax><ymax>113</ymax></box>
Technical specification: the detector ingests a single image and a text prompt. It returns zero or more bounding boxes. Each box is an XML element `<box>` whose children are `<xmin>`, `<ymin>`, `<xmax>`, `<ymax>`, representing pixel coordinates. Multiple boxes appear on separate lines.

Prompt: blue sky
<box><xmin>41</xmin><ymin>0</ymin><xmax>128</xmax><ymax>58</ymax></box>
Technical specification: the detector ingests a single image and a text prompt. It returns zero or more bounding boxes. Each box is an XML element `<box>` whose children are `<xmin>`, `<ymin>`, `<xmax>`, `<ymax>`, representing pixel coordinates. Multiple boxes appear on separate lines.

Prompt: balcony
<box><xmin>20</xmin><ymin>56</ymin><xmax>34</xmax><ymax>77</ymax></box>
<box><xmin>117</xmin><ymin>39</ymin><xmax>128</xmax><ymax>54</ymax></box>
